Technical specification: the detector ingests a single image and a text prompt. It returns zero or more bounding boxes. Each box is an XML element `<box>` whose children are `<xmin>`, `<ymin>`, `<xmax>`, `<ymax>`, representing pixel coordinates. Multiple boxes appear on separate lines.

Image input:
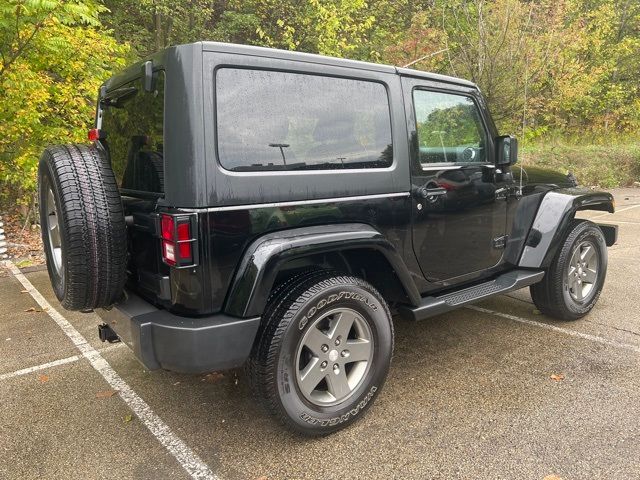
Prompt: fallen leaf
<box><xmin>255</xmin><ymin>477</ymin><xmax>268</xmax><ymax>480</ymax></box>
<box><xmin>124</xmin><ymin>414</ymin><xmax>133</xmax><ymax>423</ymax></box>
<box><xmin>533</xmin><ymin>309</ymin><xmax>542</xmax><ymax>315</ymax></box>
<box><xmin>543</xmin><ymin>475</ymin><xmax>564</xmax><ymax>480</ymax></box>
<box><xmin>173</xmin><ymin>381</ymin><xmax>181</xmax><ymax>386</ymax></box>
<box><xmin>20</xmin><ymin>289</ymin><xmax>28</xmax><ymax>293</ymax></box>
<box><xmin>95</xmin><ymin>390</ymin><xmax>117</xmax><ymax>398</ymax></box>
<box><xmin>24</xmin><ymin>307</ymin><xmax>42</xmax><ymax>313</ymax></box>
<box><xmin>38</xmin><ymin>374</ymin><xmax>49</xmax><ymax>383</ymax></box>
<box><xmin>201</xmin><ymin>372</ymin><xmax>225</xmax><ymax>383</ymax></box>
<box><xmin>550</xmin><ymin>373</ymin><xmax>565</xmax><ymax>381</ymax></box>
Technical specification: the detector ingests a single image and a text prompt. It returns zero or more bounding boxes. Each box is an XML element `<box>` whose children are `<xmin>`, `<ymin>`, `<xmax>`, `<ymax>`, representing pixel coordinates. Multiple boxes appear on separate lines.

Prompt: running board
<box><xmin>399</xmin><ymin>269</ymin><xmax>545</xmax><ymax>321</ymax></box>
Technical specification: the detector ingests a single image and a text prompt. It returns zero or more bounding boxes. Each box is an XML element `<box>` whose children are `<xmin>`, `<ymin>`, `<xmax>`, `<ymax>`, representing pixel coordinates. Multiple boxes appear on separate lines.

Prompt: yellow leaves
<box><xmin>0</xmin><ymin>18</ymin><xmax>129</xmax><ymax>202</ymax></box>
<box><xmin>550</xmin><ymin>373</ymin><xmax>565</xmax><ymax>382</ymax></box>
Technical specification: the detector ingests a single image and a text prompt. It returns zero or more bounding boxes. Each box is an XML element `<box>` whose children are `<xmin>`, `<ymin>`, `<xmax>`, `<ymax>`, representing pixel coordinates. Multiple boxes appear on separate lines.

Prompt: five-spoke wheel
<box><xmin>566</xmin><ymin>240</ymin><xmax>599</xmax><ymax>303</ymax></box>
<box><xmin>296</xmin><ymin>308</ymin><xmax>373</xmax><ymax>406</ymax></box>
<box><xmin>531</xmin><ymin>219</ymin><xmax>607</xmax><ymax>320</ymax></box>
<box><xmin>249</xmin><ymin>272</ymin><xmax>393</xmax><ymax>436</ymax></box>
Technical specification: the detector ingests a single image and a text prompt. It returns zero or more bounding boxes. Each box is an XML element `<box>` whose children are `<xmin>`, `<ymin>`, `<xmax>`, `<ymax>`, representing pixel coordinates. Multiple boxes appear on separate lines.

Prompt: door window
<box><xmin>412</xmin><ymin>90</ymin><xmax>487</xmax><ymax>167</ymax></box>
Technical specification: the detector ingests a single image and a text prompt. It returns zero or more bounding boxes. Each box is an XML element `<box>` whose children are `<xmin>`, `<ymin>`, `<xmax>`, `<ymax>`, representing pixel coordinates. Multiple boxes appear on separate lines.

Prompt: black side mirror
<box><xmin>496</xmin><ymin>135</ymin><xmax>518</xmax><ymax>166</ymax></box>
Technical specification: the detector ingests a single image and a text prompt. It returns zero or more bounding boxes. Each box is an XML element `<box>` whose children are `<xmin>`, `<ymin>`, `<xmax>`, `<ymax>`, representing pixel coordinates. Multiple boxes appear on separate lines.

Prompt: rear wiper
<box><xmin>100</xmin><ymin>87</ymin><xmax>138</xmax><ymax>108</ymax></box>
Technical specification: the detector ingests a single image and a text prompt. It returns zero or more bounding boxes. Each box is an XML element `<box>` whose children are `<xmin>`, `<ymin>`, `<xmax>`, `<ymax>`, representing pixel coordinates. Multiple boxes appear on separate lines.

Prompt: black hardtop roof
<box><xmin>104</xmin><ymin>42</ymin><xmax>477</xmax><ymax>90</ymax></box>
<box><xmin>201</xmin><ymin>42</ymin><xmax>477</xmax><ymax>88</ymax></box>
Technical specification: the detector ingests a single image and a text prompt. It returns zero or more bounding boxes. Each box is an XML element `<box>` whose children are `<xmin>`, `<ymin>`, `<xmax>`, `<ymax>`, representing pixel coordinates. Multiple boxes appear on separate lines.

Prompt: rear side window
<box><xmin>101</xmin><ymin>71</ymin><xmax>165</xmax><ymax>194</ymax></box>
<box><xmin>215</xmin><ymin>68</ymin><xmax>393</xmax><ymax>171</ymax></box>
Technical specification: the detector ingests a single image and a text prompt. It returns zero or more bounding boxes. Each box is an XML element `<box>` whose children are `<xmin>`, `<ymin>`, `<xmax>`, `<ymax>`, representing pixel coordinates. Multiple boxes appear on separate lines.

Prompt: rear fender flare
<box><xmin>518</xmin><ymin>189</ymin><xmax>615</xmax><ymax>269</ymax></box>
<box><xmin>224</xmin><ymin>223</ymin><xmax>421</xmax><ymax>317</ymax></box>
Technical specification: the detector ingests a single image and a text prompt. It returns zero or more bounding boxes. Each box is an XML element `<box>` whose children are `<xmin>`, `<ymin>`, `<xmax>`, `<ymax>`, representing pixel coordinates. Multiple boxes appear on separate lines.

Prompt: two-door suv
<box><xmin>38</xmin><ymin>42</ymin><xmax>617</xmax><ymax>435</ymax></box>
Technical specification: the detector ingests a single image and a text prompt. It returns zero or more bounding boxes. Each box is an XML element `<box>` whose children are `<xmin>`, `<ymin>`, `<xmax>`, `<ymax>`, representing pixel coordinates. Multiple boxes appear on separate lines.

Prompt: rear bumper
<box><xmin>96</xmin><ymin>290</ymin><xmax>260</xmax><ymax>373</ymax></box>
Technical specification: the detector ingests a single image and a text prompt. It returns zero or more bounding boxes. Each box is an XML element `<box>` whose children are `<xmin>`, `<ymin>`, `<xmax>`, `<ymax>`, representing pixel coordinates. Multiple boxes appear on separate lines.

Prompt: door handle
<box><xmin>413</xmin><ymin>186</ymin><xmax>447</xmax><ymax>201</ymax></box>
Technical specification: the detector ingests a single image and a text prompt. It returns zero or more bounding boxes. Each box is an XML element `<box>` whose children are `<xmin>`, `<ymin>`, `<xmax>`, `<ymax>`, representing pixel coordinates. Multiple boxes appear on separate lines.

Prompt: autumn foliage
<box><xmin>1</xmin><ymin>0</ymin><xmax>639</xmax><ymax>207</ymax></box>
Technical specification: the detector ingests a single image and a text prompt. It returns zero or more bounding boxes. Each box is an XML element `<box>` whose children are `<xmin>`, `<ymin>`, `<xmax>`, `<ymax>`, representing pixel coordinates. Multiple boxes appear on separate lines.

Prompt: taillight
<box><xmin>88</xmin><ymin>128</ymin><xmax>103</xmax><ymax>142</ymax></box>
<box><xmin>160</xmin><ymin>213</ymin><xmax>197</xmax><ymax>267</ymax></box>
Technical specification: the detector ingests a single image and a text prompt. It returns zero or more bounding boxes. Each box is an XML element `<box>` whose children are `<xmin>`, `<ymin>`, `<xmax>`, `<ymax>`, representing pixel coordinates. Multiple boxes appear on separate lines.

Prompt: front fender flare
<box><xmin>224</xmin><ymin>223</ymin><xmax>421</xmax><ymax>317</ymax></box>
<box><xmin>518</xmin><ymin>188</ymin><xmax>614</xmax><ymax>268</ymax></box>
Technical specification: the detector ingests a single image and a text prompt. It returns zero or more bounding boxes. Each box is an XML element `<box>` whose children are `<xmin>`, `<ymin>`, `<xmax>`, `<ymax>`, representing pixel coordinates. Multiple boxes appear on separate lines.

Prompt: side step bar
<box><xmin>399</xmin><ymin>269</ymin><xmax>545</xmax><ymax>321</ymax></box>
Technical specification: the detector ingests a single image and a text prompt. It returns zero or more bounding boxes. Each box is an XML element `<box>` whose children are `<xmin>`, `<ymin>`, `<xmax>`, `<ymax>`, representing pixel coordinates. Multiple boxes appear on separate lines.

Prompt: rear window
<box><xmin>215</xmin><ymin>68</ymin><xmax>393</xmax><ymax>172</ymax></box>
<box><xmin>101</xmin><ymin>71</ymin><xmax>165</xmax><ymax>194</ymax></box>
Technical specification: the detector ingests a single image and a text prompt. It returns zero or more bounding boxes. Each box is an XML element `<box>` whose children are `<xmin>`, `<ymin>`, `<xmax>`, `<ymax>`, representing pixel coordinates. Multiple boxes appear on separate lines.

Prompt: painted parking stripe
<box><xmin>466</xmin><ymin>305</ymin><xmax>640</xmax><ymax>354</ymax></box>
<box><xmin>0</xmin><ymin>354</ymin><xmax>81</xmax><ymax>380</ymax></box>
<box><xmin>591</xmin><ymin>203</ymin><xmax>640</xmax><ymax>219</ymax></box>
<box><xmin>0</xmin><ymin>343</ymin><xmax>124</xmax><ymax>381</ymax></box>
<box><xmin>4</xmin><ymin>261</ymin><xmax>218</xmax><ymax>480</ymax></box>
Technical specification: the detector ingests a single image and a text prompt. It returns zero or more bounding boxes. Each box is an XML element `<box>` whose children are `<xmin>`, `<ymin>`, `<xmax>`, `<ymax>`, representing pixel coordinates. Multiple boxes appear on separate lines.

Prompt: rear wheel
<box><xmin>38</xmin><ymin>144</ymin><xmax>127</xmax><ymax>311</ymax></box>
<box><xmin>248</xmin><ymin>271</ymin><xmax>393</xmax><ymax>436</ymax></box>
<box><xmin>530</xmin><ymin>220</ymin><xmax>607</xmax><ymax>320</ymax></box>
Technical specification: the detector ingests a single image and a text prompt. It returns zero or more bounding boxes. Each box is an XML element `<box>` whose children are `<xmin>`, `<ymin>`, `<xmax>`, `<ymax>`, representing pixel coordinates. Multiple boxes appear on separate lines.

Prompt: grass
<box><xmin>521</xmin><ymin>140</ymin><xmax>640</xmax><ymax>188</ymax></box>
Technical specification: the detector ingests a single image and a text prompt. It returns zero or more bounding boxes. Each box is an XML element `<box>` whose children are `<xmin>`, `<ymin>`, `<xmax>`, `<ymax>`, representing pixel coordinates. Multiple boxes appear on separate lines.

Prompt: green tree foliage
<box><xmin>0</xmin><ymin>0</ymin><xmax>128</xmax><ymax>205</ymax></box>
<box><xmin>1</xmin><ymin>0</ymin><xmax>640</xmax><ymax>205</ymax></box>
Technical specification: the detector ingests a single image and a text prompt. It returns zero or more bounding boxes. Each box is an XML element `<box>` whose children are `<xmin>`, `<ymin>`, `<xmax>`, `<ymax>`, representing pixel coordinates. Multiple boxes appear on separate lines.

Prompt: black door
<box><xmin>402</xmin><ymin>80</ymin><xmax>510</xmax><ymax>284</ymax></box>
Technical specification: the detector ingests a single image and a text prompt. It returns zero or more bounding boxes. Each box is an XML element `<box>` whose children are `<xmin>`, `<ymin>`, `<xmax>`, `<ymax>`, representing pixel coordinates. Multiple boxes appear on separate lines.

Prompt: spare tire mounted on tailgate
<box><xmin>38</xmin><ymin>144</ymin><xmax>127</xmax><ymax>311</ymax></box>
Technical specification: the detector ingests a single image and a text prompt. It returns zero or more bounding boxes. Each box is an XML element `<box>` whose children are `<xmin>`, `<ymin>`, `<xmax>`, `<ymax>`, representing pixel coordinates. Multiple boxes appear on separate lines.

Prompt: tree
<box><xmin>0</xmin><ymin>1</ymin><xmax>128</xmax><ymax>205</ymax></box>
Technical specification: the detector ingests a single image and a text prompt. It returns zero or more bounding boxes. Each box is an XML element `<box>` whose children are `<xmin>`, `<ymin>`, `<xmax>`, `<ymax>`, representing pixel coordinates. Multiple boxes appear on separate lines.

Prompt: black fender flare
<box><xmin>518</xmin><ymin>188</ymin><xmax>615</xmax><ymax>269</ymax></box>
<box><xmin>223</xmin><ymin>223</ymin><xmax>421</xmax><ymax>317</ymax></box>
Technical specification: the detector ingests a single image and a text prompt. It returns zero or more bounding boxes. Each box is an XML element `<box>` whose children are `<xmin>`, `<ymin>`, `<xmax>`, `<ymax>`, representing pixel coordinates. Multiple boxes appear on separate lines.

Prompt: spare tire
<box><xmin>38</xmin><ymin>144</ymin><xmax>127</xmax><ymax>311</ymax></box>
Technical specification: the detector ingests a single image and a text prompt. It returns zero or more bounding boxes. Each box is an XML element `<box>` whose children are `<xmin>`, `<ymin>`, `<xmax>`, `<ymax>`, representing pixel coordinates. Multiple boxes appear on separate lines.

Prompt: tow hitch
<box><xmin>98</xmin><ymin>323</ymin><xmax>120</xmax><ymax>343</ymax></box>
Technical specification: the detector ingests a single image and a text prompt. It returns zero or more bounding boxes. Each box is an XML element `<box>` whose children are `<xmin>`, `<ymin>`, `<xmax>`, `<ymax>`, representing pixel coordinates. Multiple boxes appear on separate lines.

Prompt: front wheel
<box><xmin>530</xmin><ymin>219</ymin><xmax>608</xmax><ymax>320</ymax></box>
<box><xmin>248</xmin><ymin>271</ymin><xmax>393</xmax><ymax>436</ymax></box>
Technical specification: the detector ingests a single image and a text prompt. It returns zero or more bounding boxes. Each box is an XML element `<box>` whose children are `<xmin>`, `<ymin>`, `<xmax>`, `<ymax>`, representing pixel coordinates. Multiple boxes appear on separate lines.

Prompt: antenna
<box><xmin>402</xmin><ymin>48</ymin><xmax>449</xmax><ymax>68</ymax></box>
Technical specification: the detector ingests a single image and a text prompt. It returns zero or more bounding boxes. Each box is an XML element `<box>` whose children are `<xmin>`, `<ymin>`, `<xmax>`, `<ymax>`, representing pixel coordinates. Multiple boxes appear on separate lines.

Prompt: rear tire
<box><xmin>530</xmin><ymin>219</ymin><xmax>607</xmax><ymax>320</ymax></box>
<box><xmin>248</xmin><ymin>271</ymin><xmax>393</xmax><ymax>436</ymax></box>
<box><xmin>38</xmin><ymin>144</ymin><xmax>127</xmax><ymax>311</ymax></box>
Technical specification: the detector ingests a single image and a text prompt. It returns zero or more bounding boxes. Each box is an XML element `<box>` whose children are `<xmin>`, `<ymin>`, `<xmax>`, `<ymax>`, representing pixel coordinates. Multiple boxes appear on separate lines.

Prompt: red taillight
<box><xmin>177</xmin><ymin>222</ymin><xmax>192</xmax><ymax>259</ymax></box>
<box><xmin>161</xmin><ymin>215</ymin><xmax>176</xmax><ymax>265</ymax></box>
<box><xmin>88</xmin><ymin>128</ymin><xmax>101</xmax><ymax>142</ymax></box>
<box><xmin>160</xmin><ymin>214</ymin><xmax>196</xmax><ymax>267</ymax></box>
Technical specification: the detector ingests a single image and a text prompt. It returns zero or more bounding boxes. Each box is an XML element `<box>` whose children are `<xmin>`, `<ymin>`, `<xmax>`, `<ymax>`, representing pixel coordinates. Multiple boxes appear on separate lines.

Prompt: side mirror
<box><xmin>142</xmin><ymin>60</ymin><xmax>154</xmax><ymax>92</ymax></box>
<box><xmin>496</xmin><ymin>135</ymin><xmax>518</xmax><ymax>166</ymax></box>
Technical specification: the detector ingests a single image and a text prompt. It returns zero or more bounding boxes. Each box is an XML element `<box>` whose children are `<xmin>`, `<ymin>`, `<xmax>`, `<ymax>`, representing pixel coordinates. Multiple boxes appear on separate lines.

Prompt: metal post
<box><xmin>0</xmin><ymin>216</ymin><xmax>7</xmax><ymax>259</ymax></box>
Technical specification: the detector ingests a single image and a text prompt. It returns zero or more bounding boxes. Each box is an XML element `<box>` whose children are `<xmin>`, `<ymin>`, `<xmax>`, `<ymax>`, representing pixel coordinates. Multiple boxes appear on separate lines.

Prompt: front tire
<box><xmin>248</xmin><ymin>271</ymin><xmax>393</xmax><ymax>436</ymax></box>
<box><xmin>530</xmin><ymin>219</ymin><xmax>607</xmax><ymax>320</ymax></box>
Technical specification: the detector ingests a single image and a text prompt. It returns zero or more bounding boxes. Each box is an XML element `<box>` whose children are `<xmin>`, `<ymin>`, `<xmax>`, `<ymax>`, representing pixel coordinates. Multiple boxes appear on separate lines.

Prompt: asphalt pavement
<box><xmin>1</xmin><ymin>188</ymin><xmax>639</xmax><ymax>480</ymax></box>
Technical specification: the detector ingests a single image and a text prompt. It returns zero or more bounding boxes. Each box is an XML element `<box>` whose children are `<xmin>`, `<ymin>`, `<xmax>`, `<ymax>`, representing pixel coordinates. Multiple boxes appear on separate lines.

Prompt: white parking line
<box><xmin>591</xmin><ymin>203</ymin><xmax>640</xmax><ymax>219</ymax></box>
<box><xmin>4</xmin><ymin>261</ymin><xmax>218</xmax><ymax>480</ymax></box>
<box><xmin>466</xmin><ymin>305</ymin><xmax>640</xmax><ymax>354</ymax></box>
<box><xmin>0</xmin><ymin>343</ymin><xmax>125</xmax><ymax>381</ymax></box>
<box><xmin>0</xmin><ymin>354</ymin><xmax>81</xmax><ymax>380</ymax></box>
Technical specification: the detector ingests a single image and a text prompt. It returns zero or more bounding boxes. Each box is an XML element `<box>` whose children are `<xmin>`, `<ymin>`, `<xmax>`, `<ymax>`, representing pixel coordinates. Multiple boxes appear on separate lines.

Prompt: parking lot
<box><xmin>1</xmin><ymin>188</ymin><xmax>639</xmax><ymax>480</ymax></box>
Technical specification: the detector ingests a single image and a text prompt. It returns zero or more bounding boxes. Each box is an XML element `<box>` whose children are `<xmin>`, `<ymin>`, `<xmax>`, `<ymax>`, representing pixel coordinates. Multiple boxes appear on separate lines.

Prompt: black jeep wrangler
<box><xmin>38</xmin><ymin>42</ymin><xmax>617</xmax><ymax>436</ymax></box>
